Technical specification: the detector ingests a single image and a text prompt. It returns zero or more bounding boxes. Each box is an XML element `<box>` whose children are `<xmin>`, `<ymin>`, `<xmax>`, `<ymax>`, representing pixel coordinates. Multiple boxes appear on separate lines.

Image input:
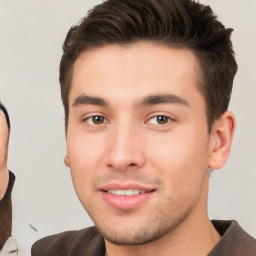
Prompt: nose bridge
<box><xmin>106</xmin><ymin>117</ymin><xmax>145</xmax><ymax>170</ymax></box>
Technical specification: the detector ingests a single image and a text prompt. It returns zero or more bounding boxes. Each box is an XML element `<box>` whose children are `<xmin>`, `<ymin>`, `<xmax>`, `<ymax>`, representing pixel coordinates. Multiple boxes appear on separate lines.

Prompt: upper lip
<box><xmin>97</xmin><ymin>182</ymin><xmax>155</xmax><ymax>192</ymax></box>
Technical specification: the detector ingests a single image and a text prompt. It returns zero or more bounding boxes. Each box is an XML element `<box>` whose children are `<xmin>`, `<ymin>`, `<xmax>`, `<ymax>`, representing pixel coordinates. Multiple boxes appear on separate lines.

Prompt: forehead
<box><xmin>70</xmin><ymin>42</ymin><xmax>203</xmax><ymax>105</ymax></box>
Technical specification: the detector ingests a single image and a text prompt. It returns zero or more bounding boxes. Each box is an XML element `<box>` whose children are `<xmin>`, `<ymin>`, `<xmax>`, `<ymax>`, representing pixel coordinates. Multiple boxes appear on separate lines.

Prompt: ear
<box><xmin>208</xmin><ymin>111</ymin><xmax>236</xmax><ymax>170</ymax></box>
<box><xmin>64</xmin><ymin>155</ymin><xmax>70</xmax><ymax>167</ymax></box>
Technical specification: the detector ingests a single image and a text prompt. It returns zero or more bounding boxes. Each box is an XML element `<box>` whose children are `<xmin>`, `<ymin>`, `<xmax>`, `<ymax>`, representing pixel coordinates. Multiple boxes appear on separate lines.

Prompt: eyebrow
<box><xmin>140</xmin><ymin>94</ymin><xmax>189</xmax><ymax>106</ymax></box>
<box><xmin>72</xmin><ymin>94</ymin><xmax>108</xmax><ymax>107</ymax></box>
<box><xmin>72</xmin><ymin>93</ymin><xmax>189</xmax><ymax>108</ymax></box>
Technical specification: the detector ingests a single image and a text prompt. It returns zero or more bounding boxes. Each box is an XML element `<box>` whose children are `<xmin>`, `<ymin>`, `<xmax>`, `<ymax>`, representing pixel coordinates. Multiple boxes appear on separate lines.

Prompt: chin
<box><xmin>94</xmin><ymin>218</ymin><xmax>178</xmax><ymax>246</ymax></box>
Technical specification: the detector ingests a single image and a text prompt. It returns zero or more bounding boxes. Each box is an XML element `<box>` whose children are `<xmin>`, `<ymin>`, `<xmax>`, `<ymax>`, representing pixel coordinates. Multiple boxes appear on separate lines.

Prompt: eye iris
<box><xmin>157</xmin><ymin>116</ymin><xmax>168</xmax><ymax>124</ymax></box>
<box><xmin>93</xmin><ymin>116</ymin><xmax>104</xmax><ymax>124</ymax></box>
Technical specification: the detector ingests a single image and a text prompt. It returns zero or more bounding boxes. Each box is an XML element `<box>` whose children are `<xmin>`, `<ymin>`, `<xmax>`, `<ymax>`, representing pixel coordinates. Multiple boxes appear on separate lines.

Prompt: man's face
<box><xmin>66</xmin><ymin>43</ymin><xmax>214</xmax><ymax>245</ymax></box>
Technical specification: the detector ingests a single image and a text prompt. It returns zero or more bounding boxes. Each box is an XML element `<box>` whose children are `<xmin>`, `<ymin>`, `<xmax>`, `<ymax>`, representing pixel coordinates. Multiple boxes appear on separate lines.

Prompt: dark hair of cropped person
<box><xmin>0</xmin><ymin>102</ymin><xmax>10</xmax><ymax>131</ymax></box>
<box><xmin>59</xmin><ymin>0</ymin><xmax>238</xmax><ymax>131</ymax></box>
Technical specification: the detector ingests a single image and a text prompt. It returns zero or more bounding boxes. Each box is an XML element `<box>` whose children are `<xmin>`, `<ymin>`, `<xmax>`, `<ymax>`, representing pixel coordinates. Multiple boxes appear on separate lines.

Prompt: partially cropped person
<box><xmin>0</xmin><ymin>102</ymin><xmax>16</xmax><ymax>254</ymax></box>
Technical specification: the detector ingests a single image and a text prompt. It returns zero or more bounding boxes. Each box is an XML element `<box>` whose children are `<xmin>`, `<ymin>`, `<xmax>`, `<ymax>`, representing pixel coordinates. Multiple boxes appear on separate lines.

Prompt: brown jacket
<box><xmin>0</xmin><ymin>171</ymin><xmax>15</xmax><ymax>249</ymax></box>
<box><xmin>32</xmin><ymin>220</ymin><xmax>256</xmax><ymax>256</ymax></box>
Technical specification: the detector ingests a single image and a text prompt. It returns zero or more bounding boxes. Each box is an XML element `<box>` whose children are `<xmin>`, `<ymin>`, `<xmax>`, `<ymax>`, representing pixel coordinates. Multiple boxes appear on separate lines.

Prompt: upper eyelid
<box><xmin>81</xmin><ymin>112</ymin><xmax>109</xmax><ymax>119</ymax></box>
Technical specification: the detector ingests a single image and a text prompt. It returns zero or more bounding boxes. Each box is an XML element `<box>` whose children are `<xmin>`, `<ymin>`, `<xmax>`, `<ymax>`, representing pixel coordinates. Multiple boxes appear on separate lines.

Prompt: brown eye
<box><xmin>156</xmin><ymin>116</ymin><xmax>169</xmax><ymax>124</ymax></box>
<box><xmin>148</xmin><ymin>115</ymin><xmax>171</xmax><ymax>125</ymax></box>
<box><xmin>86</xmin><ymin>116</ymin><xmax>106</xmax><ymax>125</ymax></box>
<box><xmin>92</xmin><ymin>116</ymin><xmax>105</xmax><ymax>124</ymax></box>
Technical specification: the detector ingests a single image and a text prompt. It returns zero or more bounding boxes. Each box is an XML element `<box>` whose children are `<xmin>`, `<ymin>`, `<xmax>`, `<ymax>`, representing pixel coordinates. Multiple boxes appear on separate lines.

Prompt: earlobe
<box><xmin>208</xmin><ymin>111</ymin><xmax>236</xmax><ymax>169</ymax></box>
<box><xmin>64</xmin><ymin>156</ymin><xmax>70</xmax><ymax>167</ymax></box>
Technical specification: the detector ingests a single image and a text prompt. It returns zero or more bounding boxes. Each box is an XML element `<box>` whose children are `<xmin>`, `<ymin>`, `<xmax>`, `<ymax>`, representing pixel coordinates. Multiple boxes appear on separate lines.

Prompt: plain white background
<box><xmin>0</xmin><ymin>0</ymin><xmax>256</xmax><ymax>252</ymax></box>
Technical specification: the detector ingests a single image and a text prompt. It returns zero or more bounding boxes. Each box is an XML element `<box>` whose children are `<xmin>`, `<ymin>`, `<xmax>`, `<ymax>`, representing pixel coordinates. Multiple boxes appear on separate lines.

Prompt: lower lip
<box><xmin>101</xmin><ymin>191</ymin><xmax>154</xmax><ymax>210</ymax></box>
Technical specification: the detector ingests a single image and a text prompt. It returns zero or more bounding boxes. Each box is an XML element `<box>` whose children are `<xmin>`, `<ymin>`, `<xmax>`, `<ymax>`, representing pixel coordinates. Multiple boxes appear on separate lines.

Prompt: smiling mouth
<box><xmin>107</xmin><ymin>189</ymin><xmax>147</xmax><ymax>196</ymax></box>
<box><xmin>101</xmin><ymin>188</ymin><xmax>155</xmax><ymax>210</ymax></box>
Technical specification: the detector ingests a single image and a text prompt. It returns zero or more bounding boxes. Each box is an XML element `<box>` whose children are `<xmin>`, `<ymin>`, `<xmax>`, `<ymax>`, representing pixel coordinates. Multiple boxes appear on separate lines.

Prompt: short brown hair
<box><xmin>60</xmin><ymin>0</ymin><xmax>237</xmax><ymax>130</ymax></box>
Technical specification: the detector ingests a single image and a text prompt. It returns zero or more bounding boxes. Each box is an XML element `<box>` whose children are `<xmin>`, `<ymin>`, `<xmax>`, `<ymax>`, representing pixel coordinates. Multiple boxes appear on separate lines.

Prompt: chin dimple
<box><xmin>107</xmin><ymin>189</ymin><xmax>146</xmax><ymax>196</ymax></box>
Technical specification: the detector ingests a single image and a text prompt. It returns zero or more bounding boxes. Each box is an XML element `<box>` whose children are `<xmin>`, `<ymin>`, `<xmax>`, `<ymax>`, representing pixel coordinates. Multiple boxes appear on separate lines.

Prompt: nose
<box><xmin>105</xmin><ymin>122</ymin><xmax>146</xmax><ymax>171</ymax></box>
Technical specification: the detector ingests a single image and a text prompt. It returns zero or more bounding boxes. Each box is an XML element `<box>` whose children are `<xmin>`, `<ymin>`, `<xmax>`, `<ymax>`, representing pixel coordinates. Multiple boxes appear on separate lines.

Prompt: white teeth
<box><xmin>107</xmin><ymin>190</ymin><xmax>146</xmax><ymax>196</ymax></box>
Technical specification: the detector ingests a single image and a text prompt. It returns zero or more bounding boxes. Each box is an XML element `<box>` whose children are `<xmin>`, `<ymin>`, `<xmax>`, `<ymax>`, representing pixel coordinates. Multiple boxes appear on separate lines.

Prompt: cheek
<box><xmin>148</xmin><ymin>129</ymin><xmax>210</xmax><ymax>192</ymax></box>
<box><xmin>66</xmin><ymin>136</ymin><xmax>100</xmax><ymax>209</ymax></box>
<box><xmin>67</xmin><ymin>129</ymin><xmax>104</xmax><ymax>165</ymax></box>
<box><xmin>66</xmin><ymin>133</ymin><xmax>102</xmax><ymax>190</ymax></box>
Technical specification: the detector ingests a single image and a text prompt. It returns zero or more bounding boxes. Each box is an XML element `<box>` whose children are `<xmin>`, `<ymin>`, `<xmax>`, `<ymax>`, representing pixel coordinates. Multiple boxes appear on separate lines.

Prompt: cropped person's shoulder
<box><xmin>31</xmin><ymin>226</ymin><xmax>105</xmax><ymax>256</ymax></box>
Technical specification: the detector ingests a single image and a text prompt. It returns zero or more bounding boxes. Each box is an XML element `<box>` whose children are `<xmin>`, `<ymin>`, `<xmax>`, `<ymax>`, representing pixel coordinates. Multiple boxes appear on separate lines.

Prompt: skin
<box><xmin>0</xmin><ymin>111</ymin><xmax>9</xmax><ymax>200</ymax></box>
<box><xmin>65</xmin><ymin>42</ymin><xmax>235</xmax><ymax>256</ymax></box>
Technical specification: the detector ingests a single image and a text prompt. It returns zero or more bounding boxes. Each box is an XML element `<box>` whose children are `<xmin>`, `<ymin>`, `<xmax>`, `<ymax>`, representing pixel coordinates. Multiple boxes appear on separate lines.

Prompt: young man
<box><xmin>32</xmin><ymin>0</ymin><xmax>256</xmax><ymax>255</ymax></box>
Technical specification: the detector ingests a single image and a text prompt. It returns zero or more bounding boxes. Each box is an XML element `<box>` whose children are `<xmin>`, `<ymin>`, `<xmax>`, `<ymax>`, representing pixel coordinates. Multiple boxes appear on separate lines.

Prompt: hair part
<box><xmin>60</xmin><ymin>0</ymin><xmax>237</xmax><ymax>131</ymax></box>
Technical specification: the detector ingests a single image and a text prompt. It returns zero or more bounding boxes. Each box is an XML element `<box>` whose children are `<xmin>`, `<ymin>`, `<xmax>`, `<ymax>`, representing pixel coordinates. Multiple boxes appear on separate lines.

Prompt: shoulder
<box><xmin>210</xmin><ymin>220</ymin><xmax>256</xmax><ymax>256</ymax></box>
<box><xmin>31</xmin><ymin>226</ymin><xmax>105</xmax><ymax>256</ymax></box>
